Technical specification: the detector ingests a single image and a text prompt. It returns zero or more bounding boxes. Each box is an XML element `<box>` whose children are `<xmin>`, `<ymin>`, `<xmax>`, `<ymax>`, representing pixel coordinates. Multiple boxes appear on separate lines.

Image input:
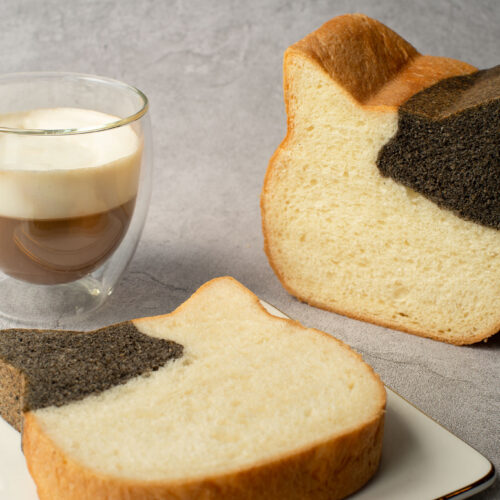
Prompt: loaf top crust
<box><xmin>289</xmin><ymin>13</ymin><xmax>476</xmax><ymax>108</ymax></box>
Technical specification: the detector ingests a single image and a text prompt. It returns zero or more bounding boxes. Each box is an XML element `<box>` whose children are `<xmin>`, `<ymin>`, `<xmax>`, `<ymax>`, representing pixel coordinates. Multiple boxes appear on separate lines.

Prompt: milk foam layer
<box><xmin>0</xmin><ymin>108</ymin><xmax>142</xmax><ymax>219</ymax></box>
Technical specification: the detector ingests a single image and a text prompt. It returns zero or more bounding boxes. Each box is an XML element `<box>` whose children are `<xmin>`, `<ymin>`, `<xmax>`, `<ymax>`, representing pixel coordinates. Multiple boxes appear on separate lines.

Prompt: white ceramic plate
<box><xmin>0</xmin><ymin>301</ymin><xmax>495</xmax><ymax>500</ymax></box>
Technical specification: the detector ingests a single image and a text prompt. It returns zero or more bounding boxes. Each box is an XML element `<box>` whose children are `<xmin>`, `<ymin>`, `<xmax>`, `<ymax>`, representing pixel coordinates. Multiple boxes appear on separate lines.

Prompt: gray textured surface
<box><xmin>0</xmin><ymin>0</ymin><xmax>499</xmax><ymax>498</ymax></box>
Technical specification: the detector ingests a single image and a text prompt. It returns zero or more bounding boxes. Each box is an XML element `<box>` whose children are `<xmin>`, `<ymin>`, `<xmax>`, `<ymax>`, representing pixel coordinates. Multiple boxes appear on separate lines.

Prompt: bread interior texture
<box><xmin>262</xmin><ymin>52</ymin><xmax>500</xmax><ymax>344</ymax></box>
<box><xmin>32</xmin><ymin>278</ymin><xmax>384</xmax><ymax>481</ymax></box>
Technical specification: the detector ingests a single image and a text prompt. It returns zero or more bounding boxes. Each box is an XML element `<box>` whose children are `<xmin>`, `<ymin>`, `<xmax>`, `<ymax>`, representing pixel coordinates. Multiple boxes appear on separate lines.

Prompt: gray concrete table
<box><xmin>1</xmin><ymin>1</ymin><xmax>498</xmax><ymax>498</ymax></box>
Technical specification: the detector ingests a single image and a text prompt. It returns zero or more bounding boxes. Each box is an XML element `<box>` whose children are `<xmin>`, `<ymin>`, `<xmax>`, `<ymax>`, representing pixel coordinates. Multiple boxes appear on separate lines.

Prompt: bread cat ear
<box><xmin>0</xmin><ymin>323</ymin><xmax>183</xmax><ymax>431</ymax></box>
<box><xmin>288</xmin><ymin>13</ymin><xmax>419</xmax><ymax>104</ymax></box>
<box><xmin>285</xmin><ymin>13</ymin><xmax>476</xmax><ymax>109</ymax></box>
<box><xmin>136</xmin><ymin>275</ymin><xmax>270</xmax><ymax>330</ymax></box>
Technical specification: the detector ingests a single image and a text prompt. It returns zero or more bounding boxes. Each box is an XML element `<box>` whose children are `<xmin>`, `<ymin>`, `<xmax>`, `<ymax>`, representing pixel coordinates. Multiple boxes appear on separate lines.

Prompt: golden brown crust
<box><xmin>21</xmin><ymin>277</ymin><xmax>386</xmax><ymax>500</ymax></box>
<box><xmin>23</xmin><ymin>409</ymin><xmax>384</xmax><ymax>500</ymax></box>
<box><xmin>366</xmin><ymin>55</ymin><xmax>476</xmax><ymax>107</ymax></box>
<box><xmin>289</xmin><ymin>284</ymin><xmax>500</xmax><ymax>346</ymax></box>
<box><xmin>260</xmin><ymin>14</ymin><xmax>495</xmax><ymax>344</ymax></box>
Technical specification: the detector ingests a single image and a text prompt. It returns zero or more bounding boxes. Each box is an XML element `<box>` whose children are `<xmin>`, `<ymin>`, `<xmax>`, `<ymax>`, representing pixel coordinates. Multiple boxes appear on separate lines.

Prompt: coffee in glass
<box><xmin>0</xmin><ymin>108</ymin><xmax>141</xmax><ymax>285</ymax></box>
<box><xmin>0</xmin><ymin>72</ymin><xmax>152</xmax><ymax>324</ymax></box>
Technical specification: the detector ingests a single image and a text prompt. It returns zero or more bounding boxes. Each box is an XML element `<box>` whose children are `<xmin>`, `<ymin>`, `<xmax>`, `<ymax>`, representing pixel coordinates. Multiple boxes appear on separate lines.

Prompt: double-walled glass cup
<box><xmin>0</xmin><ymin>72</ymin><xmax>152</xmax><ymax>325</ymax></box>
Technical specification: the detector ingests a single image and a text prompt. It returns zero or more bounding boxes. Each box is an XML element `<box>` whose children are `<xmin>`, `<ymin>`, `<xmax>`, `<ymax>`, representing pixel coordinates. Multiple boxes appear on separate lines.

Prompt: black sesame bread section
<box><xmin>0</xmin><ymin>322</ymin><xmax>183</xmax><ymax>431</ymax></box>
<box><xmin>377</xmin><ymin>65</ymin><xmax>499</xmax><ymax>230</ymax></box>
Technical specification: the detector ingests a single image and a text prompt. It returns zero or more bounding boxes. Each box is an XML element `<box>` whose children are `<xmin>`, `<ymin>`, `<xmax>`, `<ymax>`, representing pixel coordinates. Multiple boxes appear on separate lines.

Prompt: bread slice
<box><xmin>261</xmin><ymin>13</ymin><xmax>500</xmax><ymax>344</ymax></box>
<box><xmin>0</xmin><ymin>277</ymin><xmax>385</xmax><ymax>500</ymax></box>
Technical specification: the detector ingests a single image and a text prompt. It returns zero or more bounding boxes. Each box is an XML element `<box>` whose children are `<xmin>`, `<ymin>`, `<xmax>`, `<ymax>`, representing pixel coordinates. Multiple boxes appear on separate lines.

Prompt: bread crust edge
<box><xmin>283</xmin><ymin>287</ymin><xmax>499</xmax><ymax>345</ymax></box>
<box><xmin>23</xmin><ymin>410</ymin><xmax>384</xmax><ymax>500</ymax></box>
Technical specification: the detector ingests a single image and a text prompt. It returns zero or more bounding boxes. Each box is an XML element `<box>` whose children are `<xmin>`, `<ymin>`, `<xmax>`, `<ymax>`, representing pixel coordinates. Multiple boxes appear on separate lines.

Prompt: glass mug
<box><xmin>0</xmin><ymin>72</ymin><xmax>152</xmax><ymax>324</ymax></box>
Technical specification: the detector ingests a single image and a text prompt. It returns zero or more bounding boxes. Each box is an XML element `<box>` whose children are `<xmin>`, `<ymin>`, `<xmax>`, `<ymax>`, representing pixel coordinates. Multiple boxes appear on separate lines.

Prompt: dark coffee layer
<box><xmin>0</xmin><ymin>198</ymin><xmax>136</xmax><ymax>285</ymax></box>
<box><xmin>0</xmin><ymin>322</ymin><xmax>183</xmax><ymax>430</ymax></box>
<box><xmin>377</xmin><ymin>66</ymin><xmax>499</xmax><ymax>229</ymax></box>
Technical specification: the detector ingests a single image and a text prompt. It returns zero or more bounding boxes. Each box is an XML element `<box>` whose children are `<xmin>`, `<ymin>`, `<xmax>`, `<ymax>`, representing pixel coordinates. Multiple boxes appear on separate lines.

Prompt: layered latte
<box><xmin>0</xmin><ymin>108</ymin><xmax>142</xmax><ymax>284</ymax></box>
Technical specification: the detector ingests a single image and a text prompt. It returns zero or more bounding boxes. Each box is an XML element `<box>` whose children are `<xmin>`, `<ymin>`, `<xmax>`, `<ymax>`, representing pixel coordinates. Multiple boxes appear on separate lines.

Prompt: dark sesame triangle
<box><xmin>377</xmin><ymin>65</ymin><xmax>499</xmax><ymax>229</ymax></box>
<box><xmin>0</xmin><ymin>322</ymin><xmax>183</xmax><ymax>431</ymax></box>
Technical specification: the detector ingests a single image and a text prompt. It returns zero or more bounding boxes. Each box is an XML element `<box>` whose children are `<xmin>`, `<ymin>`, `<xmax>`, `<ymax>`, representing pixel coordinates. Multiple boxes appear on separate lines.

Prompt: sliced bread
<box><xmin>0</xmin><ymin>277</ymin><xmax>385</xmax><ymax>500</ymax></box>
<box><xmin>261</xmin><ymin>14</ymin><xmax>500</xmax><ymax>344</ymax></box>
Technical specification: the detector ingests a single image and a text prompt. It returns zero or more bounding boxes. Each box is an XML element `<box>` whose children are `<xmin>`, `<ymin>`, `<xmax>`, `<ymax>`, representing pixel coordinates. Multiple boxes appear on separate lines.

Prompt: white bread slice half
<box><xmin>22</xmin><ymin>277</ymin><xmax>385</xmax><ymax>500</ymax></box>
<box><xmin>261</xmin><ymin>14</ymin><xmax>500</xmax><ymax>344</ymax></box>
